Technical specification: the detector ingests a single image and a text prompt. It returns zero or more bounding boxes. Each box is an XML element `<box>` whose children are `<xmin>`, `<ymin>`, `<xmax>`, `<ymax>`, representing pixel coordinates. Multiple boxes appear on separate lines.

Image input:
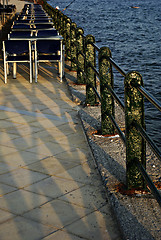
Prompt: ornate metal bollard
<box><xmin>70</xmin><ymin>22</ymin><xmax>77</xmax><ymax>70</ymax></box>
<box><xmin>65</xmin><ymin>17</ymin><xmax>71</xmax><ymax>60</ymax></box>
<box><xmin>58</xmin><ymin>12</ymin><xmax>62</xmax><ymax>35</ymax></box>
<box><xmin>61</xmin><ymin>13</ymin><xmax>65</xmax><ymax>36</ymax></box>
<box><xmin>59</xmin><ymin>13</ymin><xmax>65</xmax><ymax>42</ymax></box>
<box><xmin>51</xmin><ymin>8</ymin><xmax>56</xmax><ymax>25</ymax></box>
<box><xmin>85</xmin><ymin>35</ymin><xmax>96</xmax><ymax>105</ymax></box>
<box><xmin>124</xmin><ymin>71</ymin><xmax>146</xmax><ymax>189</ymax></box>
<box><xmin>58</xmin><ymin>12</ymin><xmax>64</xmax><ymax>35</ymax></box>
<box><xmin>99</xmin><ymin>47</ymin><xmax>115</xmax><ymax>135</ymax></box>
<box><xmin>76</xmin><ymin>27</ymin><xmax>85</xmax><ymax>84</ymax></box>
<box><xmin>55</xmin><ymin>9</ymin><xmax>59</xmax><ymax>30</ymax></box>
<box><xmin>57</xmin><ymin>10</ymin><xmax>62</xmax><ymax>33</ymax></box>
<box><xmin>62</xmin><ymin>15</ymin><xmax>67</xmax><ymax>41</ymax></box>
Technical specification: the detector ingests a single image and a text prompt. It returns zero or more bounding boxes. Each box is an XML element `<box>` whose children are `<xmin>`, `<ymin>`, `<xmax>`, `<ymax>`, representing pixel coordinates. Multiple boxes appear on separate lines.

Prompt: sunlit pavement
<box><xmin>0</xmin><ymin>60</ymin><xmax>121</xmax><ymax>239</ymax></box>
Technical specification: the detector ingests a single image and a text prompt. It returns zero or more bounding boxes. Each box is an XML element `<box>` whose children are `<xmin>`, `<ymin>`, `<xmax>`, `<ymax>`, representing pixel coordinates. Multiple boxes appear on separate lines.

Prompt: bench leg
<box><xmin>13</xmin><ymin>62</ymin><xmax>17</xmax><ymax>79</ymax></box>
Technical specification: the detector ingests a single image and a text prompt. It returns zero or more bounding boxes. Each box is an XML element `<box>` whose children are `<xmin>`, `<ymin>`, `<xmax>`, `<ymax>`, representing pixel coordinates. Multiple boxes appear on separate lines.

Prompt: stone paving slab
<box><xmin>0</xmin><ymin>182</ymin><xmax>17</xmax><ymax>195</ymax></box>
<box><xmin>23</xmin><ymin>155</ymin><xmax>81</xmax><ymax>176</ymax></box>
<box><xmin>54</xmin><ymin>161</ymin><xmax>102</xmax><ymax>185</ymax></box>
<box><xmin>24</xmin><ymin>176</ymin><xmax>84</xmax><ymax>199</ymax></box>
<box><xmin>65</xmin><ymin>210</ymin><xmax>119</xmax><ymax>240</ymax></box>
<box><xmin>0</xmin><ymin>55</ymin><xmax>122</xmax><ymax>240</ymax></box>
<box><xmin>0</xmin><ymin>151</ymin><xmax>46</xmax><ymax>168</ymax></box>
<box><xmin>0</xmin><ymin>168</ymin><xmax>49</xmax><ymax>188</ymax></box>
<box><xmin>59</xmin><ymin>184</ymin><xmax>108</xmax><ymax>210</ymax></box>
<box><xmin>0</xmin><ymin>216</ymin><xmax>56</xmax><ymax>240</ymax></box>
<box><xmin>43</xmin><ymin>230</ymin><xmax>85</xmax><ymax>240</ymax></box>
<box><xmin>23</xmin><ymin>199</ymin><xmax>93</xmax><ymax>229</ymax></box>
<box><xmin>0</xmin><ymin>189</ymin><xmax>51</xmax><ymax>215</ymax></box>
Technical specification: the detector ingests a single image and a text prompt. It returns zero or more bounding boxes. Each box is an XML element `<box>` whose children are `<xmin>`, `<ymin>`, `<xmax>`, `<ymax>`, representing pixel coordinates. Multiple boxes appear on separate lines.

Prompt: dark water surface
<box><xmin>49</xmin><ymin>0</ymin><xmax>161</xmax><ymax>149</ymax></box>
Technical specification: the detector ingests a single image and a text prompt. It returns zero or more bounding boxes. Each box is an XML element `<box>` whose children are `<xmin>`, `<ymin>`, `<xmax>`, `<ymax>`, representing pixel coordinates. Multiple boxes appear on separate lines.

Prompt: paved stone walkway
<box><xmin>0</xmin><ymin>59</ymin><xmax>122</xmax><ymax>239</ymax></box>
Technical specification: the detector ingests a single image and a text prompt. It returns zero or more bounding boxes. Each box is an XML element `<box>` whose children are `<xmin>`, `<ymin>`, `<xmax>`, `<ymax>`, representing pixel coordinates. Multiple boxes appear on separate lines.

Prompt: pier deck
<box><xmin>0</xmin><ymin>59</ymin><xmax>121</xmax><ymax>239</ymax></box>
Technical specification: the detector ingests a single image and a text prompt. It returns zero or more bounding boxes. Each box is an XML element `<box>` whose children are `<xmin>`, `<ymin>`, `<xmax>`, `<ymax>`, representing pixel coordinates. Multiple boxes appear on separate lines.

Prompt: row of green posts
<box><xmin>42</xmin><ymin>1</ymin><xmax>161</xmax><ymax>205</ymax></box>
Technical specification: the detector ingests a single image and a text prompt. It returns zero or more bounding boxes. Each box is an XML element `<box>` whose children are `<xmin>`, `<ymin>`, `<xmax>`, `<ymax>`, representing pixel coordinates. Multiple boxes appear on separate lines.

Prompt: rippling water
<box><xmin>49</xmin><ymin>0</ymin><xmax>161</xmax><ymax>149</ymax></box>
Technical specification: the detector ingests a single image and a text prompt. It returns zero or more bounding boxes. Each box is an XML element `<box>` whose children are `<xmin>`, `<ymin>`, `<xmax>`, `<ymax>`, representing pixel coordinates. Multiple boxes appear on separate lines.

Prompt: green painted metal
<box><xmin>60</xmin><ymin>13</ymin><xmax>65</xmax><ymax>36</ymax></box>
<box><xmin>124</xmin><ymin>71</ymin><xmax>146</xmax><ymax>189</ymax></box>
<box><xmin>99</xmin><ymin>47</ymin><xmax>115</xmax><ymax>135</ymax></box>
<box><xmin>51</xmin><ymin>11</ymin><xmax>56</xmax><ymax>25</ymax></box>
<box><xmin>51</xmin><ymin>8</ymin><xmax>56</xmax><ymax>23</ymax></box>
<box><xmin>70</xmin><ymin>22</ymin><xmax>77</xmax><ymax>70</ymax></box>
<box><xmin>55</xmin><ymin>9</ymin><xmax>59</xmax><ymax>29</ymax></box>
<box><xmin>85</xmin><ymin>34</ymin><xmax>96</xmax><ymax>105</ymax></box>
<box><xmin>62</xmin><ymin>15</ymin><xmax>67</xmax><ymax>40</ymax></box>
<box><xmin>76</xmin><ymin>28</ymin><xmax>85</xmax><ymax>84</ymax></box>
<box><xmin>60</xmin><ymin>13</ymin><xmax>66</xmax><ymax>44</ymax></box>
<box><xmin>64</xmin><ymin>17</ymin><xmax>71</xmax><ymax>60</ymax></box>
<box><xmin>58</xmin><ymin>12</ymin><xmax>63</xmax><ymax>34</ymax></box>
<box><xmin>59</xmin><ymin>13</ymin><xmax>63</xmax><ymax>35</ymax></box>
<box><xmin>55</xmin><ymin>10</ymin><xmax>61</xmax><ymax>33</ymax></box>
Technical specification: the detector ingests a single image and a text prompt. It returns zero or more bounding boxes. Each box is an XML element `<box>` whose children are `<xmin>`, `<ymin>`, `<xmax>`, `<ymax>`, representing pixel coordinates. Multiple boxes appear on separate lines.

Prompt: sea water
<box><xmin>49</xmin><ymin>0</ymin><xmax>161</xmax><ymax>149</ymax></box>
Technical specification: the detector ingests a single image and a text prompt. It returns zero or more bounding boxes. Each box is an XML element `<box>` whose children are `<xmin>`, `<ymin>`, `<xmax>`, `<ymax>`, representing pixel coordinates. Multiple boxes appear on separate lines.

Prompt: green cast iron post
<box><xmin>60</xmin><ymin>13</ymin><xmax>66</xmax><ymax>46</ymax></box>
<box><xmin>124</xmin><ymin>71</ymin><xmax>146</xmax><ymax>189</ymax></box>
<box><xmin>56</xmin><ymin>10</ymin><xmax>60</xmax><ymax>30</ymax></box>
<box><xmin>51</xmin><ymin>8</ymin><xmax>56</xmax><ymax>25</ymax></box>
<box><xmin>85</xmin><ymin>34</ymin><xmax>96</xmax><ymax>105</ymax></box>
<box><xmin>59</xmin><ymin>12</ymin><xmax>62</xmax><ymax>31</ymax></box>
<box><xmin>62</xmin><ymin>15</ymin><xmax>67</xmax><ymax>42</ymax></box>
<box><xmin>59</xmin><ymin>12</ymin><xmax>63</xmax><ymax>34</ymax></box>
<box><xmin>59</xmin><ymin>13</ymin><xmax>63</xmax><ymax>35</ymax></box>
<box><xmin>55</xmin><ymin>9</ymin><xmax>59</xmax><ymax>30</ymax></box>
<box><xmin>65</xmin><ymin>17</ymin><xmax>71</xmax><ymax>60</ymax></box>
<box><xmin>99</xmin><ymin>47</ymin><xmax>115</xmax><ymax>135</ymax></box>
<box><xmin>61</xmin><ymin>13</ymin><xmax>65</xmax><ymax>37</ymax></box>
<box><xmin>44</xmin><ymin>4</ymin><xmax>51</xmax><ymax>16</ymax></box>
<box><xmin>57</xmin><ymin>11</ymin><xmax>62</xmax><ymax>33</ymax></box>
<box><xmin>70</xmin><ymin>22</ymin><xmax>77</xmax><ymax>71</ymax></box>
<box><xmin>76</xmin><ymin>27</ymin><xmax>85</xmax><ymax>84</ymax></box>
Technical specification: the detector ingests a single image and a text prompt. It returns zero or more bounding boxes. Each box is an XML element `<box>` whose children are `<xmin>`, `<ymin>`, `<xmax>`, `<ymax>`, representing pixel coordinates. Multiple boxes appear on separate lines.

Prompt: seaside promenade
<box><xmin>1</xmin><ymin>1</ymin><xmax>161</xmax><ymax>240</ymax></box>
<box><xmin>0</xmin><ymin>2</ymin><xmax>122</xmax><ymax>237</ymax></box>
